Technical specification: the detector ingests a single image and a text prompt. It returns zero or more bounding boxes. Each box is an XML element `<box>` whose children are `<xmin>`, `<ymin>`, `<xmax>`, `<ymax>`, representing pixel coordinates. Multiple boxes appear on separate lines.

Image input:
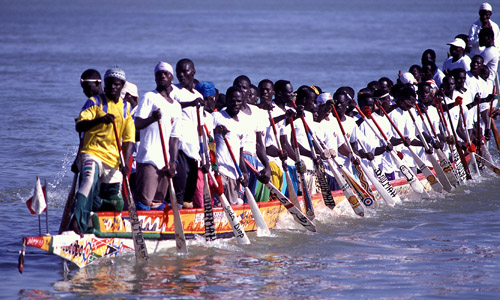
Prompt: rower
<box><xmin>478</xmin><ymin>27</ymin><xmax>499</xmax><ymax>83</ymax></box>
<box><xmin>71</xmin><ymin>69</ymin><xmax>104</xmax><ymax>174</ymax></box>
<box><xmin>440</xmin><ymin>75</ymin><xmax>469</xmax><ymax>146</ymax></box>
<box><xmin>261</xmin><ymin>79</ymin><xmax>299</xmax><ymax>197</ymax></box>
<box><xmin>358</xmin><ymin>91</ymin><xmax>398</xmax><ymax>180</ymax></box>
<box><xmin>134</xmin><ymin>62</ymin><xmax>181</xmax><ymax>211</ymax></box>
<box><xmin>387</xmin><ymin>84</ymin><xmax>425</xmax><ymax>175</ymax></box>
<box><xmin>248</xmin><ymin>84</ymin><xmax>259</xmax><ymax>105</ymax></box>
<box><xmin>71</xmin><ymin>66</ymin><xmax>135</xmax><ymax>235</ymax></box>
<box><xmin>212</xmin><ymin>86</ymin><xmax>249</xmax><ymax>204</ymax></box>
<box><xmin>259</xmin><ymin>79</ymin><xmax>289</xmax><ymax>195</ymax></box>
<box><xmin>172</xmin><ymin>58</ymin><xmax>212</xmax><ymax>209</ymax></box>
<box><xmin>443</xmin><ymin>37</ymin><xmax>471</xmax><ymax>74</ymax></box>
<box><xmin>233</xmin><ymin>75</ymin><xmax>271</xmax><ymax>202</ymax></box>
<box><xmin>469</xmin><ymin>2</ymin><xmax>499</xmax><ymax>56</ymax></box>
<box><xmin>421</xmin><ymin>49</ymin><xmax>445</xmax><ymax>88</ymax></box>
<box><xmin>409</xmin><ymin>65</ymin><xmax>423</xmax><ymax>84</ymax></box>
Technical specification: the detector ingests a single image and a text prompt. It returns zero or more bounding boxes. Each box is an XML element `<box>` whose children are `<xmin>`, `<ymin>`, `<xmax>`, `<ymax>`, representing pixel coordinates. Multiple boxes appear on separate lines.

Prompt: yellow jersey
<box><xmin>77</xmin><ymin>94</ymin><xmax>135</xmax><ymax>169</ymax></box>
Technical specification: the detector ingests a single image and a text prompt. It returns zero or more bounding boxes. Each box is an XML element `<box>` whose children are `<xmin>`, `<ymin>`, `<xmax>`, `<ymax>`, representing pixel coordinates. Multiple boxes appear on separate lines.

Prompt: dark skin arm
<box><xmin>165</xmin><ymin>137</ymin><xmax>179</xmax><ymax>177</ymax></box>
<box><xmin>238</xmin><ymin>147</ymin><xmax>249</xmax><ymax>187</ymax></box>
<box><xmin>76</xmin><ymin>113</ymin><xmax>115</xmax><ymax>132</ymax></box>
<box><xmin>280</xmin><ymin>134</ymin><xmax>298</xmax><ymax>161</ymax></box>
<box><xmin>180</xmin><ymin>97</ymin><xmax>202</xmax><ymax>109</ymax></box>
<box><xmin>135</xmin><ymin>109</ymin><xmax>161</xmax><ymax>130</ymax></box>
<box><xmin>121</xmin><ymin>141</ymin><xmax>134</xmax><ymax>175</ymax></box>
<box><xmin>256</xmin><ymin>132</ymin><xmax>271</xmax><ymax>182</ymax></box>
<box><xmin>338</xmin><ymin>143</ymin><xmax>351</xmax><ymax>157</ymax></box>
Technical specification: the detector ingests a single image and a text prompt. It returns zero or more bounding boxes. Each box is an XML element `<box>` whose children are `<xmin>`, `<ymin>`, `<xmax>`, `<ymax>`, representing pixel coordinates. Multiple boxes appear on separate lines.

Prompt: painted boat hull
<box><xmin>22</xmin><ymin>175</ymin><xmax>429</xmax><ymax>268</ymax></box>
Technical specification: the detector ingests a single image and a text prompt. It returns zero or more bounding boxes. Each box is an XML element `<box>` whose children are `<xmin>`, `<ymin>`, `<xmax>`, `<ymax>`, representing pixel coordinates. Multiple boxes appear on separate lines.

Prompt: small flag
<box><xmin>26</xmin><ymin>177</ymin><xmax>46</xmax><ymax>215</ymax></box>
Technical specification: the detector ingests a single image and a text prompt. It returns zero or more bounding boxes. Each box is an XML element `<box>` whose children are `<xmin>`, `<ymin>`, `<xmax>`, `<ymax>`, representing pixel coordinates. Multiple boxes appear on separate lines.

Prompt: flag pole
<box><xmin>44</xmin><ymin>179</ymin><xmax>49</xmax><ymax>235</ymax></box>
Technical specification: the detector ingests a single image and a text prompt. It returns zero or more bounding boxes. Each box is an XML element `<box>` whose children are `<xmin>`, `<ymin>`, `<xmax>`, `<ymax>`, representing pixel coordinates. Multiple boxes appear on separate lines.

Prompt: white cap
<box><xmin>480</xmin><ymin>2</ymin><xmax>492</xmax><ymax>12</ymax></box>
<box><xmin>104</xmin><ymin>66</ymin><xmax>126</xmax><ymax>82</ymax></box>
<box><xmin>400</xmin><ymin>72</ymin><xmax>417</xmax><ymax>85</ymax></box>
<box><xmin>154</xmin><ymin>61</ymin><xmax>173</xmax><ymax>76</ymax></box>
<box><xmin>447</xmin><ymin>37</ymin><xmax>466</xmax><ymax>49</ymax></box>
<box><xmin>316</xmin><ymin>92</ymin><xmax>333</xmax><ymax>105</ymax></box>
<box><xmin>121</xmin><ymin>81</ymin><xmax>139</xmax><ymax>99</ymax></box>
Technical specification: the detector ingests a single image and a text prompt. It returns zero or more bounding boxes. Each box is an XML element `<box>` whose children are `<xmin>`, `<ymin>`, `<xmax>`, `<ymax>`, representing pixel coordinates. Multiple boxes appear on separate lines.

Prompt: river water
<box><xmin>1</xmin><ymin>0</ymin><xmax>500</xmax><ymax>299</ymax></box>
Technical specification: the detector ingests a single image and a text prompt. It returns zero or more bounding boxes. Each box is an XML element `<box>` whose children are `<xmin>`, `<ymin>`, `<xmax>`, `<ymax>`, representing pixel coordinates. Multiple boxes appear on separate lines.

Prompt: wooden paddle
<box><xmin>407</xmin><ymin>109</ymin><xmax>449</xmax><ymax>192</ymax></box>
<box><xmin>112</xmin><ymin>120</ymin><xmax>149</xmax><ymax>261</ymax></box>
<box><xmin>354</xmin><ymin>105</ymin><xmax>428</xmax><ymax>197</ymax></box>
<box><xmin>196</xmin><ymin>104</ymin><xmax>216</xmax><ymax>242</ymax></box>
<box><xmin>379</xmin><ymin>106</ymin><xmax>442</xmax><ymax>193</ymax></box>
<box><xmin>415</xmin><ymin>104</ymin><xmax>459</xmax><ymax>188</ymax></box>
<box><xmin>289</xmin><ymin>116</ymin><xmax>315</xmax><ymax>219</ymax></box>
<box><xmin>223</xmin><ymin>136</ymin><xmax>270</xmax><ymax>235</ymax></box>
<box><xmin>267</xmin><ymin>109</ymin><xmax>301</xmax><ymax>210</ymax></box>
<box><xmin>440</xmin><ymin>97</ymin><xmax>472</xmax><ymax>180</ymax></box>
<box><xmin>157</xmin><ymin>119</ymin><xmax>187</xmax><ymax>253</ymax></box>
<box><xmin>58</xmin><ymin>172</ymin><xmax>78</xmax><ymax>234</ymax></box>
<box><xmin>244</xmin><ymin>158</ymin><xmax>317</xmax><ymax>232</ymax></box>
<box><xmin>202</xmin><ymin>125</ymin><xmax>251</xmax><ymax>244</ymax></box>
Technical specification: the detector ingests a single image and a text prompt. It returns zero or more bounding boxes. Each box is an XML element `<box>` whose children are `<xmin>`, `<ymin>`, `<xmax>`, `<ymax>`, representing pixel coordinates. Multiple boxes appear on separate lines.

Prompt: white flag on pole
<box><xmin>26</xmin><ymin>177</ymin><xmax>46</xmax><ymax>215</ymax></box>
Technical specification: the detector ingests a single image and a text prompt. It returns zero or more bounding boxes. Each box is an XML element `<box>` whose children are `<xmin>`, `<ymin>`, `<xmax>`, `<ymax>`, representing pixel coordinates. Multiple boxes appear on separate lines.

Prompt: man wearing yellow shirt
<box><xmin>71</xmin><ymin>67</ymin><xmax>135</xmax><ymax>235</ymax></box>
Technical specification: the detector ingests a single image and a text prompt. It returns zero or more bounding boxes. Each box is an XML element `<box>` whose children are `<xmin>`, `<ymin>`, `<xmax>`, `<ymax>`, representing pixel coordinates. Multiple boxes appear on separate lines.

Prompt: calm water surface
<box><xmin>1</xmin><ymin>0</ymin><xmax>500</xmax><ymax>299</ymax></box>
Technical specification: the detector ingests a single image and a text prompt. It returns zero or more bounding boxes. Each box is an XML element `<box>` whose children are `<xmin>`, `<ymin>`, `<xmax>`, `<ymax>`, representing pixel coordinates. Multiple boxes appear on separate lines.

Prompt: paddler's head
<box><xmin>104</xmin><ymin>66</ymin><xmax>126</xmax><ymax>102</ymax></box>
<box><xmin>295</xmin><ymin>85</ymin><xmax>318</xmax><ymax>115</ymax></box>
<box><xmin>417</xmin><ymin>82</ymin><xmax>433</xmax><ymax>107</ymax></box>
<box><xmin>274</xmin><ymin>80</ymin><xmax>294</xmax><ymax>107</ymax></box>
<box><xmin>479</xmin><ymin>3</ymin><xmax>493</xmax><ymax>24</ymax></box>
<box><xmin>155</xmin><ymin>61</ymin><xmax>174</xmax><ymax>92</ymax></box>
<box><xmin>176</xmin><ymin>58</ymin><xmax>196</xmax><ymax>91</ymax></box>
<box><xmin>226</xmin><ymin>86</ymin><xmax>243</xmax><ymax>117</ymax></box>
<box><xmin>80</xmin><ymin>69</ymin><xmax>102</xmax><ymax>98</ymax></box>
<box><xmin>233</xmin><ymin>75</ymin><xmax>251</xmax><ymax>104</ymax></box>
<box><xmin>373</xmin><ymin>88</ymin><xmax>391</xmax><ymax>112</ymax></box>
<box><xmin>451</xmin><ymin>68</ymin><xmax>467</xmax><ymax>91</ymax></box>
<box><xmin>333</xmin><ymin>90</ymin><xmax>348</xmax><ymax>119</ymax></box>
<box><xmin>470</xmin><ymin>55</ymin><xmax>484</xmax><ymax>77</ymax></box>
<box><xmin>441</xmin><ymin>76</ymin><xmax>455</xmax><ymax>98</ymax></box>
<box><xmin>258</xmin><ymin>79</ymin><xmax>275</xmax><ymax>108</ymax></box>
<box><xmin>195</xmin><ymin>81</ymin><xmax>217</xmax><ymax>113</ymax></box>
<box><xmin>394</xmin><ymin>84</ymin><xmax>415</xmax><ymax>111</ymax></box>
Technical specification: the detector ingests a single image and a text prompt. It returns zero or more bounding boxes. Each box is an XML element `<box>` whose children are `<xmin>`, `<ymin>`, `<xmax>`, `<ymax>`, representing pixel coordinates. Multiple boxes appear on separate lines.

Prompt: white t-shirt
<box><xmin>239</xmin><ymin>104</ymin><xmax>268</xmax><ymax>156</ymax></box>
<box><xmin>443</xmin><ymin>91</ymin><xmax>468</xmax><ymax>142</ymax></box>
<box><xmin>469</xmin><ymin>19</ymin><xmax>500</xmax><ymax>56</ymax></box>
<box><xmin>173</xmin><ymin>84</ymin><xmax>211</xmax><ymax>161</ymax></box>
<box><xmin>212</xmin><ymin>109</ymin><xmax>247</xmax><ymax>180</ymax></box>
<box><xmin>135</xmin><ymin>89</ymin><xmax>182</xmax><ymax>169</ymax></box>
<box><xmin>442</xmin><ymin>55</ymin><xmax>471</xmax><ymax>73</ymax></box>
<box><xmin>358</xmin><ymin>114</ymin><xmax>396</xmax><ymax>174</ymax></box>
<box><xmin>480</xmin><ymin>46</ymin><xmax>499</xmax><ymax>83</ymax></box>
<box><xmin>329</xmin><ymin>115</ymin><xmax>364</xmax><ymax>171</ymax></box>
<box><xmin>388</xmin><ymin>108</ymin><xmax>417</xmax><ymax>168</ymax></box>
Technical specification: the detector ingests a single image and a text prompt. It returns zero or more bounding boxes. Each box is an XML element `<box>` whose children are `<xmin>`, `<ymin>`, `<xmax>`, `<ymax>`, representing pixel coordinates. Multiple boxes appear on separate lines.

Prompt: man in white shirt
<box><xmin>443</xmin><ymin>38</ymin><xmax>471</xmax><ymax>74</ymax></box>
<box><xmin>422</xmin><ymin>49</ymin><xmax>445</xmax><ymax>88</ymax></box>
<box><xmin>212</xmin><ymin>86</ymin><xmax>249</xmax><ymax>204</ymax></box>
<box><xmin>134</xmin><ymin>62</ymin><xmax>181</xmax><ymax>210</ymax></box>
<box><xmin>172</xmin><ymin>58</ymin><xmax>211</xmax><ymax>209</ymax></box>
<box><xmin>479</xmin><ymin>27</ymin><xmax>499</xmax><ymax>83</ymax></box>
<box><xmin>233</xmin><ymin>75</ymin><xmax>271</xmax><ymax>202</ymax></box>
<box><xmin>469</xmin><ymin>2</ymin><xmax>500</xmax><ymax>56</ymax></box>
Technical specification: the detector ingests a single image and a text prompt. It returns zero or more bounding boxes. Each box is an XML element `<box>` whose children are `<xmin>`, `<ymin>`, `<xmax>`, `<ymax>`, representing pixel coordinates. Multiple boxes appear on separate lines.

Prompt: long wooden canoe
<box><xmin>20</xmin><ymin>175</ymin><xmax>430</xmax><ymax>268</ymax></box>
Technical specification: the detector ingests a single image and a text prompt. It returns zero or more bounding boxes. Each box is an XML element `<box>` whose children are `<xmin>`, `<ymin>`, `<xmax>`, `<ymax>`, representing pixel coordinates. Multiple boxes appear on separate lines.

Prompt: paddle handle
<box><xmin>353</xmin><ymin>105</ymin><xmax>389</xmax><ymax>142</ymax></box>
<box><xmin>158</xmin><ymin>119</ymin><xmax>170</xmax><ymax>168</ymax></box>
<box><xmin>223</xmin><ymin>136</ymin><xmax>244</xmax><ymax>178</ymax></box>
<box><xmin>379</xmin><ymin>106</ymin><xmax>405</xmax><ymax>141</ymax></box>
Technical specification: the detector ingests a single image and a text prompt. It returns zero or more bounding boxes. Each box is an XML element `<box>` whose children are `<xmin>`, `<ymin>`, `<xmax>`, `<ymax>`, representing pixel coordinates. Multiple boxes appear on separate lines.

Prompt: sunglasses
<box><xmin>80</xmin><ymin>79</ymin><xmax>102</xmax><ymax>84</ymax></box>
